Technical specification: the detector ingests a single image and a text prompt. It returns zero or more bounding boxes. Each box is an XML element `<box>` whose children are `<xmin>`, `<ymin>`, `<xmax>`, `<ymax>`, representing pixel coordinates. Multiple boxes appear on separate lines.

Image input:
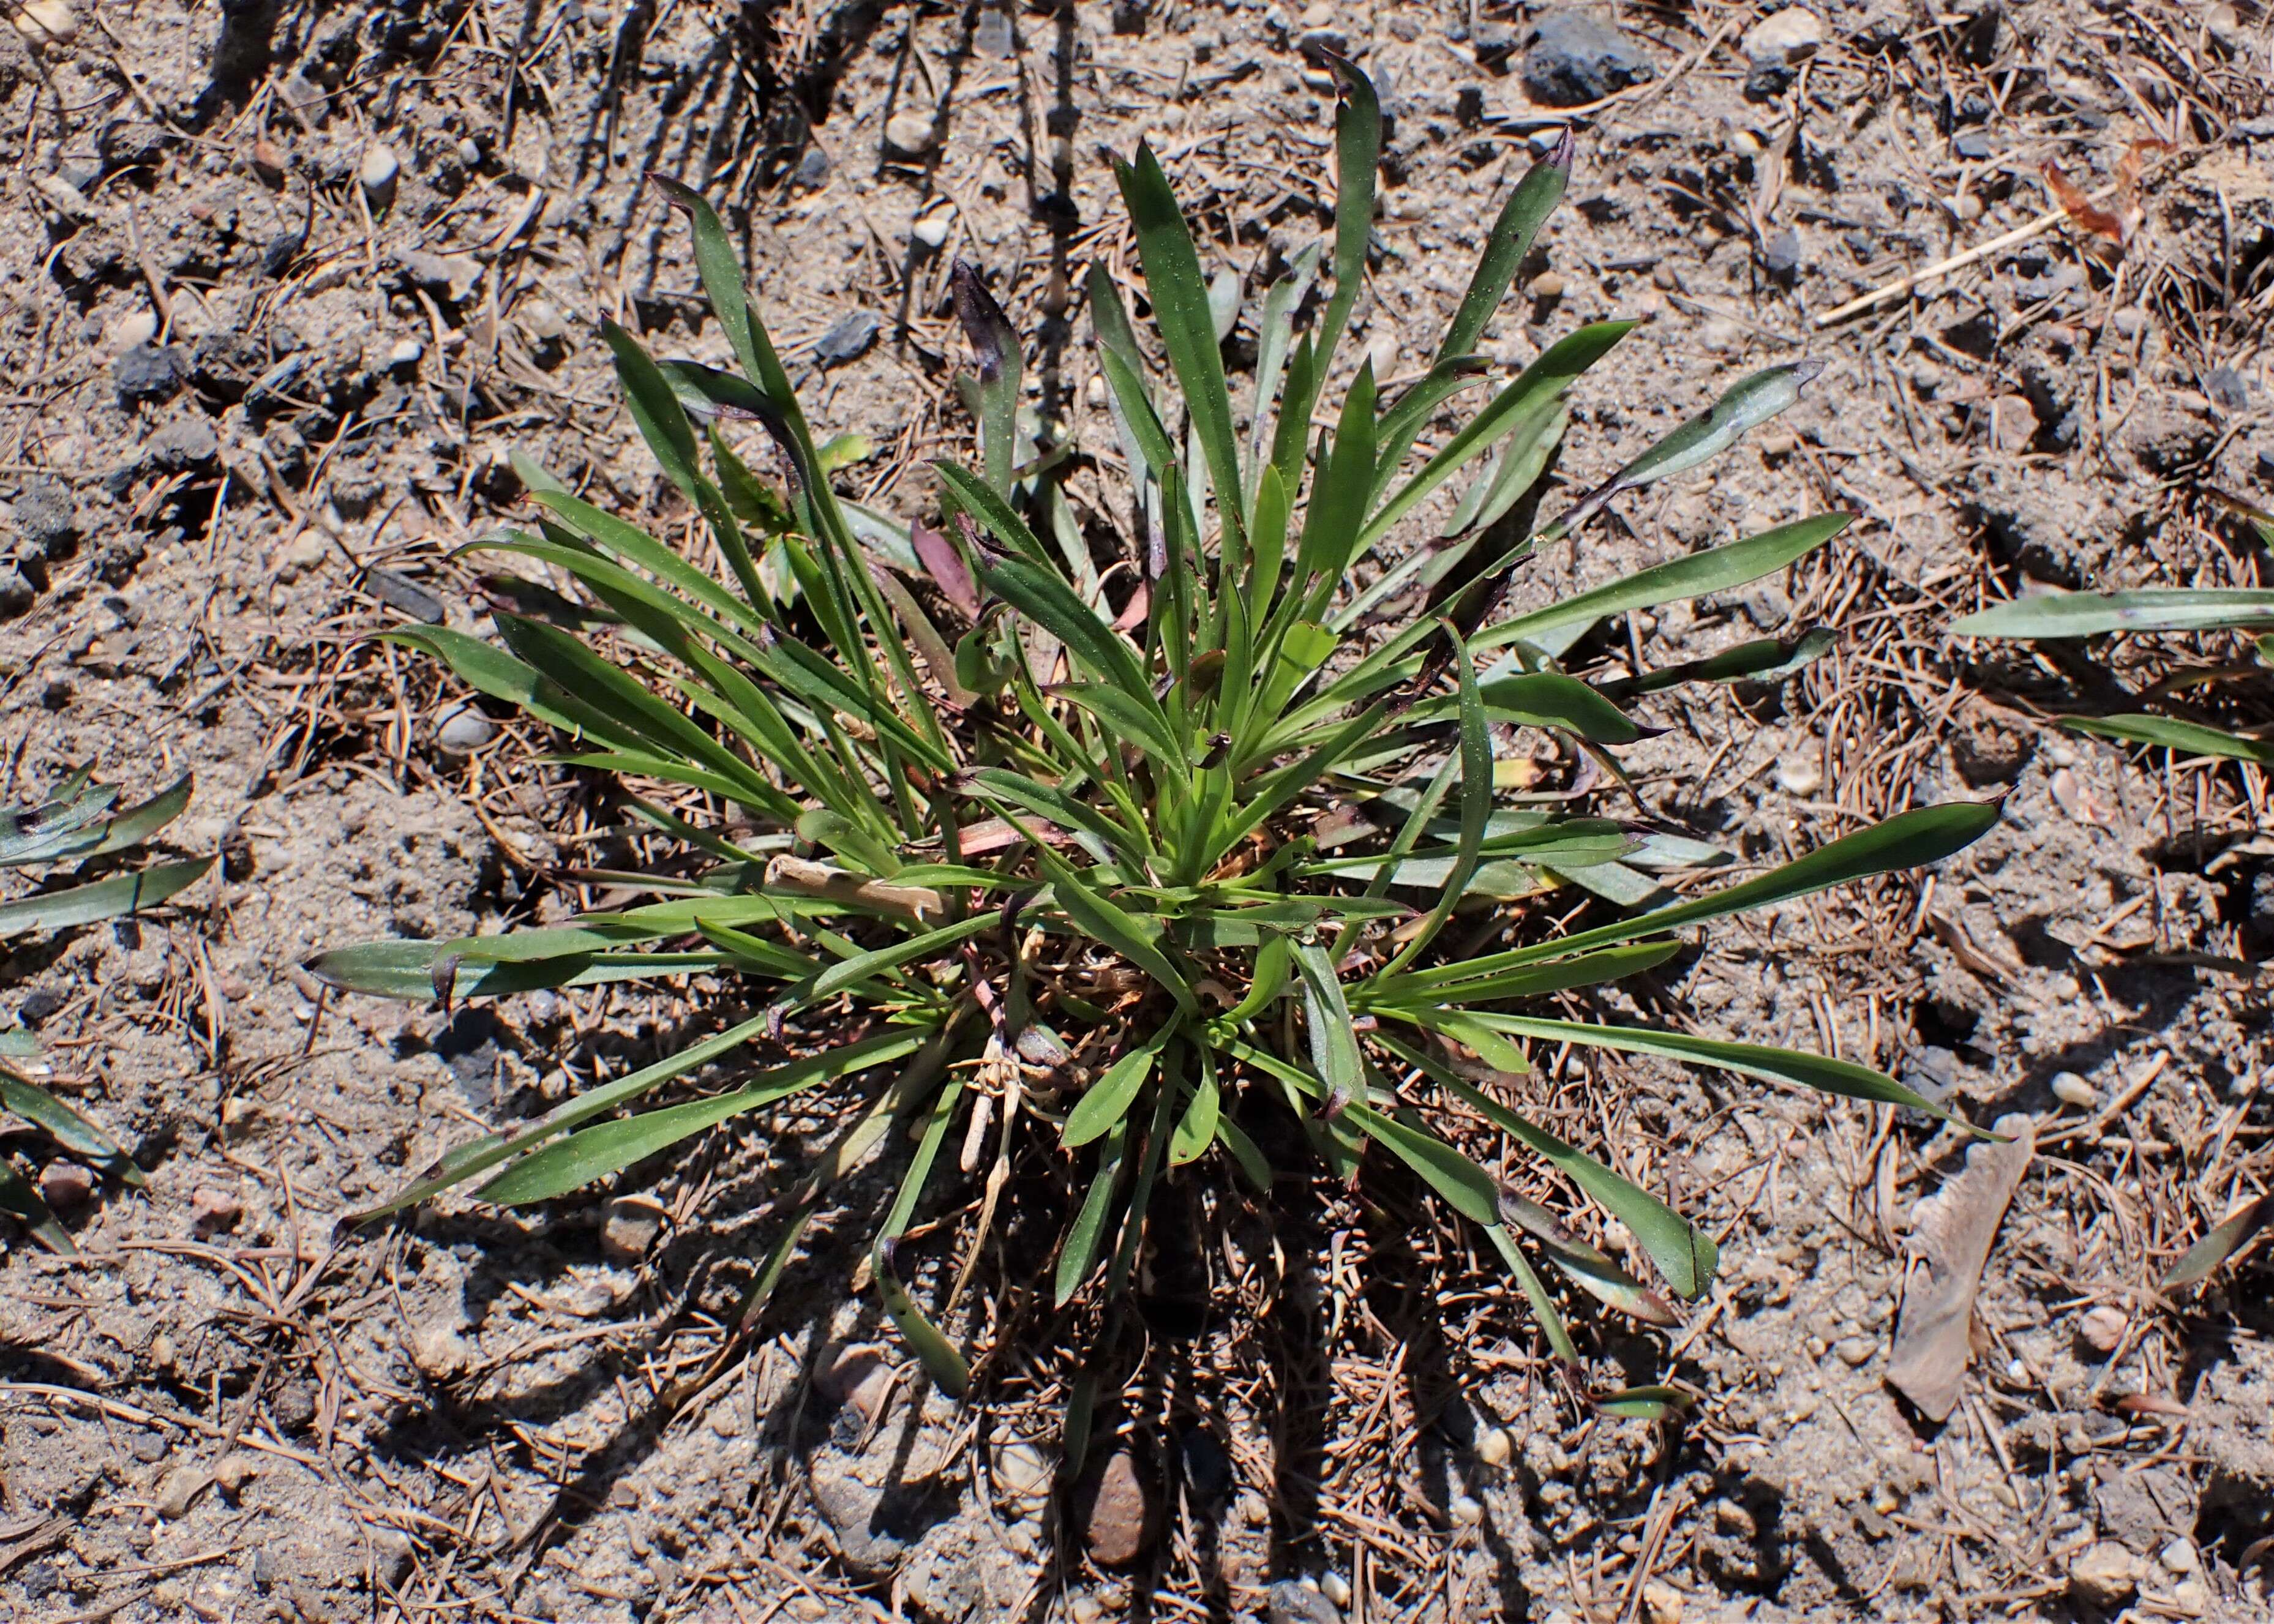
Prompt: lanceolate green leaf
<box><xmin>1953</xmin><ymin>589</ymin><xmax>2274</xmax><ymax>639</ymax></box>
<box><xmin>1482</xmin><ymin>514</ymin><xmax>1852</xmax><ymax>662</ymax></box>
<box><xmin>1404</xmin><ymin>800</ymin><xmax>1998</xmax><ymax>981</ymax></box>
<box><xmin>0</xmin><ymin>856</ymin><xmax>214</xmax><ymax>938</ymax></box>
<box><xmin>1</xmin><ymin>1065</ymin><xmax>141</xmax><ymax>1182</ymax></box>
<box><xmin>1115</xmin><ymin>144</ymin><xmax>1245</xmax><ymax>553</ymax></box>
<box><xmin>1064</xmin><ymin>1028</ymin><xmax>1170</xmax><ymax>1148</ymax></box>
<box><xmin>2058</xmin><ymin>714</ymin><xmax>2274</xmax><ymax>765</ymax></box>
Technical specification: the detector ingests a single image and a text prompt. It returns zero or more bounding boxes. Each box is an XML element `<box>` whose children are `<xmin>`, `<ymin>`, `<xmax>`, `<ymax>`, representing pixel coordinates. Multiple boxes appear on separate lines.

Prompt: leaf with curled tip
<box><xmin>951</xmin><ymin>260</ymin><xmax>1023</xmax><ymax>494</ymax></box>
<box><xmin>1547</xmin><ymin>358</ymin><xmax>1829</xmax><ymax>539</ymax></box>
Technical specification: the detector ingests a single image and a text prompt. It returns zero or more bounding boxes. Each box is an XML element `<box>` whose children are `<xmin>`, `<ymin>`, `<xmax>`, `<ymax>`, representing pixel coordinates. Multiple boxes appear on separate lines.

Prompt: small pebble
<box><xmin>408</xmin><ymin>1324</ymin><xmax>470</xmax><ymax>1379</ymax></box>
<box><xmin>1528</xmin><ymin>270</ymin><xmax>1566</xmax><ymax>299</ymax></box>
<box><xmin>154</xmin><ymin>1463</ymin><xmax>216</xmax><ymax>1519</ymax></box>
<box><xmin>189</xmin><ymin>1187</ymin><xmax>242</xmax><ymax>1233</ymax></box>
<box><xmin>912</xmin><ymin>208</ymin><xmax>952</xmax><ymax>250</ymax></box>
<box><xmin>2077</xmin><ymin>1304</ymin><xmax>2128</xmax><ymax>1355</ymax></box>
<box><xmin>250</xmin><ymin>137</ymin><xmax>286</xmax><ymax>184</ymax></box>
<box><xmin>271</xmin><ymin>529</ymin><xmax>328</xmax><ymax>582</ymax></box>
<box><xmin>600</xmin><ymin>1197</ymin><xmax>663</xmax><ymax>1263</ymax></box>
<box><xmin>386</xmin><ymin>338</ymin><xmax>424</xmax><ymax>369</ymax></box>
<box><xmin>456</xmin><ymin>135</ymin><xmax>482</xmax><ymax>167</ymax></box>
<box><xmin>359</xmin><ymin>141</ymin><xmax>400</xmax><ymax>203</ymax></box>
<box><xmin>1774</xmin><ymin>752</ymin><xmax>1823</xmax><ymax>795</ymax></box>
<box><xmin>1834</xmin><ymin>1335</ymin><xmax>1875</xmax><ymax>1368</ymax></box>
<box><xmin>2050</xmin><ymin>1071</ymin><xmax>2096</xmax><ymax>1109</ymax></box>
<box><xmin>2161</xmin><ymin>1539</ymin><xmax>2200</xmax><ymax>1575</ymax></box>
<box><xmin>1318</xmin><ymin>1573</ymin><xmax>1352</xmax><ymax>1608</ymax></box>
<box><xmin>2068</xmin><ymin>1541</ymin><xmax>2141</xmax><ymax>1609</ymax></box>
<box><xmin>816</xmin><ymin>1344</ymin><xmax>893</xmax><ymax>1421</ymax></box>
<box><xmin>37</xmin><ymin>1161</ymin><xmax>92</xmax><ymax>1209</ymax></box>
<box><xmin>434</xmin><ymin>702</ymin><xmax>496</xmax><ymax>755</ymax></box>
<box><xmin>1450</xmin><ymin>1492</ymin><xmax>1484</xmax><ymax>1525</ymax></box>
<box><xmin>814</xmin><ymin>309</ymin><xmax>881</xmax><ymax>365</ymax></box>
<box><xmin>1474</xmin><ymin>1425</ymin><xmax>1512</xmax><ymax>1467</ymax></box>
<box><xmin>10</xmin><ymin>0</ymin><xmax>77</xmax><ymax>45</ymax></box>
<box><xmin>884</xmin><ymin>113</ymin><xmax>938</xmax><ymax>155</ymax></box>
<box><xmin>996</xmin><ymin>1440</ymin><xmax>1053</xmax><ymax>1508</ymax></box>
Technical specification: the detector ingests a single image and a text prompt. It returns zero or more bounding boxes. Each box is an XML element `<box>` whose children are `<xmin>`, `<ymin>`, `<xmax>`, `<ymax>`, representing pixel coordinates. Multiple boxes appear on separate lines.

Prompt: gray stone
<box><xmin>1473</xmin><ymin>18</ymin><xmax>1518</xmax><ymax>67</ymax></box>
<box><xmin>13</xmin><ymin>477</ymin><xmax>77</xmax><ymax>555</ymax></box>
<box><xmin>148</xmin><ymin>417</ymin><xmax>220</xmax><ymax>471</ymax></box>
<box><xmin>1522</xmin><ymin>13</ymin><xmax>1654</xmax><ymax>107</ymax></box>
<box><xmin>1952</xmin><ymin>129</ymin><xmax>1992</xmax><ymax>160</ymax></box>
<box><xmin>1269</xmin><ymin>1580</ymin><xmax>1344</xmax><ymax>1624</ymax></box>
<box><xmin>113</xmin><ymin>343</ymin><xmax>182</xmax><ymax>404</ymax></box>
<box><xmin>2207</xmin><ymin>366</ymin><xmax>2248</xmax><ymax>413</ymax></box>
<box><xmin>0</xmin><ymin>565</ymin><xmax>34</xmax><ymax>618</ymax></box>
<box><xmin>434</xmin><ymin>702</ymin><xmax>495</xmax><ymax>755</ymax></box>
<box><xmin>599</xmin><ymin>1199</ymin><xmax>662</xmax><ymax>1263</ymax></box>
<box><xmin>816</xmin><ymin>309</ymin><xmax>881</xmax><ymax>365</ymax></box>
<box><xmin>792</xmin><ymin>146</ymin><xmax>831</xmax><ymax>189</ymax></box>
<box><xmin>364</xmin><ymin>567</ymin><xmax>447</xmax><ymax>623</ymax></box>
<box><xmin>1763</xmin><ymin>228</ymin><xmax>1803</xmax><ymax>282</ymax></box>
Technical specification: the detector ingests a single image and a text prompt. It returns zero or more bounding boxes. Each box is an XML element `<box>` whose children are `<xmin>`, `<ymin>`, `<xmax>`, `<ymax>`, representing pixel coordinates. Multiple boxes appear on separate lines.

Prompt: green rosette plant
<box><xmin>314</xmin><ymin>61</ymin><xmax>1994</xmax><ymax>1398</ymax></box>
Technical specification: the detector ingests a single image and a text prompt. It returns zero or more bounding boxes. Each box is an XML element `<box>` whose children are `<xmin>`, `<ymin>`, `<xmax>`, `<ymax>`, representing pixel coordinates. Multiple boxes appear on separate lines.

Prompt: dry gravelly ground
<box><xmin>1</xmin><ymin>0</ymin><xmax>2271</xmax><ymax>1619</ymax></box>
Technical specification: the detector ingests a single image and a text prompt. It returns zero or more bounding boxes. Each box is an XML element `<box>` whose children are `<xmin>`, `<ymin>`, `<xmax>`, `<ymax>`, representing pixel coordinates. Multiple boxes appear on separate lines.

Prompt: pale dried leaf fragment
<box><xmin>1887</xmin><ymin>1113</ymin><xmax>2034</xmax><ymax>1421</ymax></box>
<box><xmin>764</xmin><ymin>855</ymin><xmax>945</xmax><ymax>921</ymax></box>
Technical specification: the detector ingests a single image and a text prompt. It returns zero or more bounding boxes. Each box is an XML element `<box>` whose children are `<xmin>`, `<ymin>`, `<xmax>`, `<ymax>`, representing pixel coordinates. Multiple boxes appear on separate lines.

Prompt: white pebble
<box><xmin>1774</xmin><ymin>752</ymin><xmax>1823</xmax><ymax>795</ymax></box>
<box><xmin>1474</xmin><ymin>1426</ymin><xmax>1512</xmax><ymax>1467</ymax></box>
<box><xmin>1319</xmin><ymin>1573</ymin><xmax>1352</xmax><ymax>1607</ymax></box>
<box><xmin>10</xmin><ymin>0</ymin><xmax>77</xmax><ymax>45</ymax></box>
<box><xmin>111</xmin><ymin>309</ymin><xmax>159</xmax><ymax>353</ymax></box>
<box><xmin>1450</xmin><ymin>1493</ymin><xmax>1484</xmax><ymax>1525</ymax></box>
<box><xmin>387</xmin><ymin>337</ymin><xmax>424</xmax><ymax>369</ymax></box>
<box><xmin>456</xmin><ymin>135</ymin><xmax>482</xmax><ymax>167</ymax></box>
<box><xmin>911</xmin><ymin>207</ymin><xmax>952</xmax><ymax>249</ymax></box>
<box><xmin>2051</xmin><ymin>1071</ymin><xmax>2096</xmax><ymax>1109</ymax></box>
<box><xmin>435</xmin><ymin>703</ymin><xmax>495</xmax><ymax>755</ymax></box>
<box><xmin>359</xmin><ymin>141</ymin><xmax>400</xmax><ymax>201</ymax></box>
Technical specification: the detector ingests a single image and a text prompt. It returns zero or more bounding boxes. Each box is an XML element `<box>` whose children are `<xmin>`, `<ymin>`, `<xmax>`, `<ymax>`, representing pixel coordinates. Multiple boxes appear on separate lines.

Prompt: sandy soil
<box><xmin>1</xmin><ymin>0</ymin><xmax>2270</xmax><ymax>1620</ymax></box>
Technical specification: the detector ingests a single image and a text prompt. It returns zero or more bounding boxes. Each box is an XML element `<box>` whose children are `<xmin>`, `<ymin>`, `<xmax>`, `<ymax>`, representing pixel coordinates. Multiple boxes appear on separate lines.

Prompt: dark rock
<box><xmin>13</xmin><ymin>477</ymin><xmax>77</xmax><ymax>555</ymax></box>
<box><xmin>113</xmin><ymin>343</ymin><xmax>182</xmax><ymax>404</ymax></box>
<box><xmin>1269</xmin><ymin>1580</ymin><xmax>1344</xmax><ymax>1624</ymax></box>
<box><xmin>793</xmin><ymin>146</ymin><xmax>832</xmax><ymax>189</ymax></box>
<box><xmin>1522</xmin><ymin>12</ymin><xmax>1654</xmax><ymax>107</ymax></box>
<box><xmin>148</xmin><ymin>417</ymin><xmax>220</xmax><ymax>471</ymax></box>
<box><xmin>1762</xmin><ymin>228</ymin><xmax>1803</xmax><ymax>283</ymax></box>
<box><xmin>433</xmin><ymin>1007</ymin><xmax>503</xmax><ymax>1106</ymax></box>
<box><xmin>1746</xmin><ymin>62</ymin><xmax>1798</xmax><ymax>99</ymax></box>
<box><xmin>18</xmin><ymin>987</ymin><xmax>65</xmax><ymax>1024</ymax></box>
<box><xmin>1178</xmin><ymin>1425</ymin><xmax>1232</xmax><ymax>1508</ymax></box>
<box><xmin>0</xmin><ymin>565</ymin><xmax>33</xmax><ymax>618</ymax></box>
<box><xmin>2207</xmin><ymin>367</ymin><xmax>2248</xmax><ymax>413</ymax></box>
<box><xmin>364</xmin><ymin>567</ymin><xmax>448</xmax><ymax>623</ymax></box>
<box><xmin>97</xmin><ymin>120</ymin><xmax>170</xmax><ymax>171</ymax></box>
<box><xmin>816</xmin><ymin>309</ymin><xmax>882</xmax><ymax>365</ymax></box>
<box><xmin>261</xmin><ymin>229</ymin><xmax>304</xmax><ymax>277</ymax></box>
<box><xmin>806</xmin><ymin>1450</ymin><xmax>958</xmax><ymax>1577</ymax></box>
<box><xmin>1952</xmin><ymin>129</ymin><xmax>1992</xmax><ymax>160</ymax></box>
<box><xmin>1110</xmin><ymin>0</ymin><xmax>1148</xmax><ymax>34</ymax></box>
<box><xmin>190</xmin><ymin>331</ymin><xmax>266</xmax><ymax>400</ymax></box>
<box><xmin>19</xmin><ymin>1561</ymin><xmax>61</xmax><ymax>1601</ymax></box>
<box><xmin>272</xmin><ymin>1379</ymin><xmax>318</xmax><ymax>1434</ymax></box>
<box><xmin>1472</xmin><ymin>18</ymin><xmax>1518</xmax><ymax>67</ymax></box>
